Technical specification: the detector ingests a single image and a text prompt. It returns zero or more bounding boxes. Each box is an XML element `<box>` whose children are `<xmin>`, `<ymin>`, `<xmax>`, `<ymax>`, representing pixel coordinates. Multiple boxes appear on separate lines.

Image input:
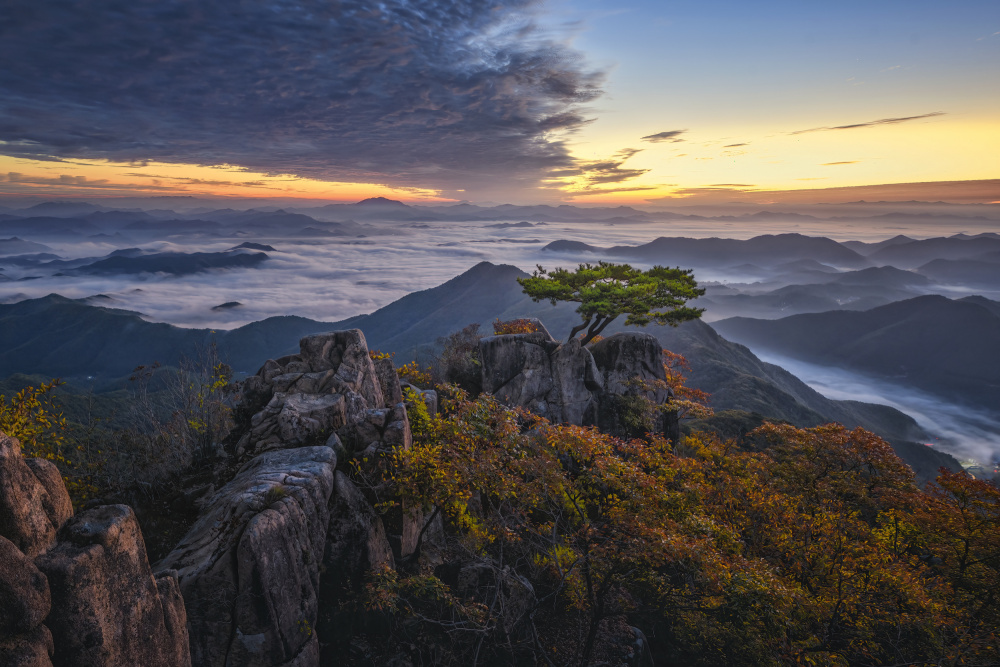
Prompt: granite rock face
<box><xmin>36</xmin><ymin>505</ymin><xmax>191</xmax><ymax>667</ymax></box>
<box><xmin>159</xmin><ymin>330</ymin><xmax>418</xmax><ymax>667</ymax></box>
<box><xmin>0</xmin><ymin>535</ymin><xmax>50</xmax><ymax>638</ymax></box>
<box><xmin>480</xmin><ymin>331</ymin><xmax>602</xmax><ymax>424</ymax></box>
<box><xmin>158</xmin><ymin>447</ymin><xmax>336</xmax><ymax>667</ymax></box>
<box><xmin>320</xmin><ymin>471</ymin><xmax>393</xmax><ymax>602</ymax></box>
<box><xmin>590</xmin><ymin>333</ymin><xmax>679</xmax><ymax>439</ymax></box>
<box><xmin>0</xmin><ymin>434</ymin><xmax>69</xmax><ymax>558</ymax></box>
<box><xmin>372</xmin><ymin>356</ymin><xmax>404</xmax><ymax>406</ymax></box>
<box><xmin>236</xmin><ymin>330</ymin><xmax>388</xmax><ymax>458</ymax></box>
<box><xmin>0</xmin><ymin>431</ymin><xmax>190</xmax><ymax>667</ymax></box>
<box><xmin>480</xmin><ymin>330</ymin><xmax>677</xmax><ymax>438</ymax></box>
<box><xmin>0</xmin><ymin>624</ymin><xmax>54</xmax><ymax>667</ymax></box>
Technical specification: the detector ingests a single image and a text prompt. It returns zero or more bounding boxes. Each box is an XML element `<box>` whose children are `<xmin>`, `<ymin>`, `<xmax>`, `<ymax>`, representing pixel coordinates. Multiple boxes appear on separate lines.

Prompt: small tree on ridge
<box><xmin>517</xmin><ymin>261</ymin><xmax>704</xmax><ymax>344</ymax></box>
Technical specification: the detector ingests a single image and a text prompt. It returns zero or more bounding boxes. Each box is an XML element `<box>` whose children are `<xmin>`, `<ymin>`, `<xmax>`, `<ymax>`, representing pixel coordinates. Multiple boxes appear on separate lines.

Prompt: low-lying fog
<box><xmin>756</xmin><ymin>352</ymin><xmax>1000</xmax><ymax>466</ymax></box>
<box><xmin>2</xmin><ymin>203</ymin><xmax>998</xmax><ymax>461</ymax></box>
<box><xmin>3</xmin><ymin>214</ymin><xmax>998</xmax><ymax>329</ymax></box>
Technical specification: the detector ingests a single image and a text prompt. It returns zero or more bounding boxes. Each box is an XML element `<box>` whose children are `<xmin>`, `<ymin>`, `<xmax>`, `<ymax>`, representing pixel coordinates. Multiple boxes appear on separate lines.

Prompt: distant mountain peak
<box><xmin>355</xmin><ymin>197</ymin><xmax>409</xmax><ymax>208</ymax></box>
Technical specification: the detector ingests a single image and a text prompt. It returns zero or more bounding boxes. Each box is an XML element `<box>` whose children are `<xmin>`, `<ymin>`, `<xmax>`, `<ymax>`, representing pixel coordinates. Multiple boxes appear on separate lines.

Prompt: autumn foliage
<box><xmin>360</xmin><ymin>388</ymin><xmax>1000</xmax><ymax>666</ymax></box>
<box><xmin>492</xmin><ymin>317</ymin><xmax>540</xmax><ymax>335</ymax></box>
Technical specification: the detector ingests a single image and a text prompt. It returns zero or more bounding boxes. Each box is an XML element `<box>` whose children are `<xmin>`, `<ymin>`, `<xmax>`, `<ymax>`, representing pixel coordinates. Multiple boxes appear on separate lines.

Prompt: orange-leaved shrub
<box><xmin>492</xmin><ymin>317</ymin><xmax>540</xmax><ymax>335</ymax></box>
<box><xmin>356</xmin><ymin>387</ymin><xmax>1000</xmax><ymax>667</ymax></box>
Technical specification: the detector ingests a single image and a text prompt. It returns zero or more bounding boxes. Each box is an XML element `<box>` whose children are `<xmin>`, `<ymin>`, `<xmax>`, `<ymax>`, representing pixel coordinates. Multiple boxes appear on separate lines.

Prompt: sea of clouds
<box><xmin>5</xmin><ymin>214</ymin><xmax>999</xmax><ymax>329</ymax></box>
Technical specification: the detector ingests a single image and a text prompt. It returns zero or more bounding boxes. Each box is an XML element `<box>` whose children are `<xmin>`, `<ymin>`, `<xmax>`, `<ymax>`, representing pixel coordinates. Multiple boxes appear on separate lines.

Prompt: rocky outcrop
<box><xmin>0</xmin><ymin>536</ymin><xmax>51</xmax><ymax>638</ymax></box>
<box><xmin>158</xmin><ymin>329</ymin><xmax>415</xmax><ymax>667</ymax></box>
<box><xmin>0</xmin><ymin>432</ymin><xmax>190</xmax><ymax>667</ymax></box>
<box><xmin>36</xmin><ymin>505</ymin><xmax>190</xmax><ymax>667</ymax></box>
<box><xmin>480</xmin><ymin>329</ymin><xmax>678</xmax><ymax>439</ymax></box>
<box><xmin>322</xmin><ymin>471</ymin><xmax>393</xmax><ymax>595</ymax></box>
<box><xmin>590</xmin><ymin>333</ymin><xmax>679</xmax><ymax>440</ymax></box>
<box><xmin>372</xmin><ymin>356</ymin><xmax>403</xmax><ymax>406</ymax></box>
<box><xmin>235</xmin><ymin>330</ymin><xmax>389</xmax><ymax>458</ymax></box>
<box><xmin>158</xmin><ymin>447</ymin><xmax>336</xmax><ymax>667</ymax></box>
<box><xmin>480</xmin><ymin>330</ymin><xmax>602</xmax><ymax>425</ymax></box>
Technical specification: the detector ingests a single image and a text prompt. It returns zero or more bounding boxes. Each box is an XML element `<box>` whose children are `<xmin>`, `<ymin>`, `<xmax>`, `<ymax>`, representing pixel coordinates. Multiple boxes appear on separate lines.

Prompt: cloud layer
<box><xmin>0</xmin><ymin>0</ymin><xmax>601</xmax><ymax>196</ymax></box>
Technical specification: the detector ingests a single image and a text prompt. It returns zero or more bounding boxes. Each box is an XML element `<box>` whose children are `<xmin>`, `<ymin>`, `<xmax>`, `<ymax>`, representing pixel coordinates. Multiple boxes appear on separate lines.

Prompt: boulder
<box><xmin>590</xmin><ymin>333</ymin><xmax>677</xmax><ymax>439</ymax></box>
<box><xmin>0</xmin><ymin>434</ymin><xmax>61</xmax><ymax>557</ymax></box>
<box><xmin>479</xmin><ymin>329</ymin><xmax>683</xmax><ymax>438</ymax></box>
<box><xmin>22</xmin><ymin>460</ymin><xmax>73</xmax><ymax>535</ymax></box>
<box><xmin>158</xmin><ymin>447</ymin><xmax>336</xmax><ymax>667</ymax></box>
<box><xmin>35</xmin><ymin>504</ymin><xmax>190</xmax><ymax>667</ymax></box>
<box><xmin>479</xmin><ymin>333</ymin><xmax>558</xmax><ymax>419</ymax></box>
<box><xmin>0</xmin><ymin>624</ymin><xmax>54</xmax><ymax>667</ymax></box>
<box><xmin>372</xmin><ymin>357</ymin><xmax>403</xmax><ymax>406</ymax></box>
<box><xmin>339</xmin><ymin>402</ymin><xmax>411</xmax><ymax>460</ymax></box>
<box><xmin>0</xmin><ymin>535</ymin><xmax>50</xmax><ymax>636</ymax></box>
<box><xmin>419</xmin><ymin>388</ymin><xmax>438</xmax><ymax>415</ymax></box>
<box><xmin>589</xmin><ymin>333</ymin><xmax>670</xmax><ymax>402</ymax></box>
<box><xmin>478</xmin><ymin>333</ymin><xmax>600</xmax><ymax>425</ymax></box>
<box><xmin>548</xmin><ymin>338</ymin><xmax>602</xmax><ymax>426</ymax></box>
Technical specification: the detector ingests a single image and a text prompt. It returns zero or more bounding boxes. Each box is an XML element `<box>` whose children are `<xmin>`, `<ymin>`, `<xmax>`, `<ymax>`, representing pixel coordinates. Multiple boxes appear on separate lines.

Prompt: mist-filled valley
<box><xmin>2</xmin><ymin>197</ymin><xmax>998</xmax><ymax>471</ymax></box>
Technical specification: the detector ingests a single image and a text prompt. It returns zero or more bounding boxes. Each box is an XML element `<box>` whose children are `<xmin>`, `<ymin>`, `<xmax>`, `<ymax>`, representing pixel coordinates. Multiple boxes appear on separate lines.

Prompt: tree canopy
<box><xmin>360</xmin><ymin>388</ymin><xmax>1000</xmax><ymax>666</ymax></box>
<box><xmin>517</xmin><ymin>261</ymin><xmax>704</xmax><ymax>344</ymax></box>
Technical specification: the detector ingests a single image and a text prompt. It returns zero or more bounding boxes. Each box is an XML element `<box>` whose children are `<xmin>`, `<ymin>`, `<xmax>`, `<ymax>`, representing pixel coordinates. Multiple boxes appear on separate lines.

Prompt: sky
<box><xmin>0</xmin><ymin>0</ymin><xmax>997</xmax><ymax>205</ymax></box>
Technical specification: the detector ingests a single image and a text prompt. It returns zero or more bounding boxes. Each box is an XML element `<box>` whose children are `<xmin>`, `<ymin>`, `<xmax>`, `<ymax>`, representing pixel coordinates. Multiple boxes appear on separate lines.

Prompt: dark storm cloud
<box><xmin>0</xmin><ymin>0</ymin><xmax>602</xmax><ymax>193</ymax></box>
<box><xmin>640</xmin><ymin>130</ymin><xmax>687</xmax><ymax>143</ymax></box>
<box><xmin>791</xmin><ymin>112</ymin><xmax>945</xmax><ymax>135</ymax></box>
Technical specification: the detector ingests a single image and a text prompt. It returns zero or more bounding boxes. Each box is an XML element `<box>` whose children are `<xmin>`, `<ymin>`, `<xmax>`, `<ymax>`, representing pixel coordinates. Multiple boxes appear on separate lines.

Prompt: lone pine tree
<box><xmin>517</xmin><ymin>261</ymin><xmax>705</xmax><ymax>344</ymax></box>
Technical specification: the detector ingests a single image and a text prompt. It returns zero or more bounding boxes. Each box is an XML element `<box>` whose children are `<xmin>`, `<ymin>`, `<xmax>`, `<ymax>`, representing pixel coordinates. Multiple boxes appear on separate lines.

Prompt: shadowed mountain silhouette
<box><xmin>713</xmin><ymin>295</ymin><xmax>1000</xmax><ymax>411</ymax></box>
<box><xmin>542</xmin><ymin>233</ymin><xmax>869</xmax><ymax>269</ymax></box>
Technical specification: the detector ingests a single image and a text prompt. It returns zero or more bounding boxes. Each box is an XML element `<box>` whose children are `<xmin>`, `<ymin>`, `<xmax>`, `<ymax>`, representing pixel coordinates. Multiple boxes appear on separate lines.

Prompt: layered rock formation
<box><xmin>480</xmin><ymin>330</ymin><xmax>679</xmax><ymax>439</ymax></box>
<box><xmin>157</xmin><ymin>329</ymin><xmax>406</xmax><ymax>667</ymax></box>
<box><xmin>0</xmin><ymin>433</ymin><xmax>190</xmax><ymax>667</ymax></box>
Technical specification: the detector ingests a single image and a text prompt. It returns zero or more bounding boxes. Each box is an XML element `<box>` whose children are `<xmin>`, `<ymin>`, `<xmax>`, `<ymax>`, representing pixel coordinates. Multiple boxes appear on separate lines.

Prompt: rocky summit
<box><xmin>0</xmin><ymin>325</ymin><xmax>718</xmax><ymax>666</ymax></box>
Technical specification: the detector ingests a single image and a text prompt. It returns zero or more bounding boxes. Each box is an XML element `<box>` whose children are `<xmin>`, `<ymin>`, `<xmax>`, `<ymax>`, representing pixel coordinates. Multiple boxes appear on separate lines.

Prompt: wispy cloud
<box><xmin>575</xmin><ymin>148</ymin><xmax>649</xmax><ymax>186</ymax></box>
<box><xmin>646</xmin><ymin>179</ymin><xmax>1000</xmax><ymax>205</ymax></box>
<box><xmin>641</xmin><ymin>130</ymin><xmax>687</xmax><ymax>143</ymax></box>
<box><xmin>723</xmin><ymin>143</ymin><xmax>748</xmax><ymax>148</ymax></box>
<box><xmin>822</xmin><ymin>161</ymin><xmax>859</xmax><ymax>166</ymax></box>
<box><xmin>568</xmin><ymin>185</ymin><xmax>659</xmax><ymax>196</ymax></box>
<box><xmin>791</xmin><ymin>112</ymin><xmax>945</xmax><ymax>135</ymax></box>
<box><xmin>0</xmin><ymin>0</ymin><xmax>603</xmax><ymax>197</ymax></box>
